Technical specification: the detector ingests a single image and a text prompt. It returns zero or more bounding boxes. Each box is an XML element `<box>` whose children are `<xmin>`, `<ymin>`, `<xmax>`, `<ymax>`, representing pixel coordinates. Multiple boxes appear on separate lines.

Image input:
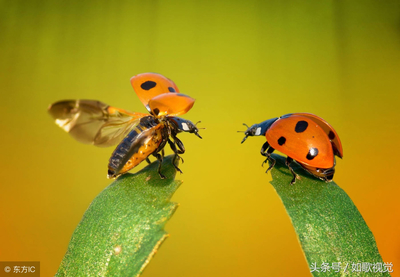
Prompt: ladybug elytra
<box><xmin>241</xmin><ymin>113</ymin><xmax>343</xmax><ymax>184</ymax></box>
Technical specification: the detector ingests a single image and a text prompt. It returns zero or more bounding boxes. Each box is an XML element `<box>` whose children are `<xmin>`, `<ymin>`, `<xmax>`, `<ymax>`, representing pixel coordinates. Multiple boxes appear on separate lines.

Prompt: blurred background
<box><xmin>1</xmin><ymin>0</ymin><xmax>399</xmax><ymax>276</ymax></box>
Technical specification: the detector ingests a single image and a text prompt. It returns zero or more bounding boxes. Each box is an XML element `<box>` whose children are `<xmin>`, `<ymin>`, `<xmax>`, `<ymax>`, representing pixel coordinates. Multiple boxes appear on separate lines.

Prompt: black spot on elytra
<box><xmin>328</xmin><ymin>131</ymin><xmax>335</xmax><ymax>140</ymax></box>
<box><xmin>278</xmin><ymin>136</ymin><xmax>286</xmax><ymax>146</ymax></box>
<box><xmin>153</xmin><ymin>108</ymin><xmax>160</xmax><ymax>115</ymax></box>
<box><xmin>141</xmin><ymin>81</ymin><xmax>157</xmax><ymax>90</ymax></box>
<box><xmin>295</xmin><ymin>120</ymin><xmax>308</xmax><ymax>133</ymax></box>
<box><xmin>168</xmin><ymin>87</ymin><xmax>176</xmax><ymax>92</ymax></box>
<box><xmin>306</xmin><ymin>148</ymin><xmax>319</xmax><ymax>160</ymax></box>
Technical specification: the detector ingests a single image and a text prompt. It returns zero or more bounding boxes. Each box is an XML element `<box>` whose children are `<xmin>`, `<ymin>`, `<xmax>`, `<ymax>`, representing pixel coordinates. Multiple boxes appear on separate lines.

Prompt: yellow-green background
<box><xmin>1</xmin><ymin>1</ymin><xmax>399</xmax><ymax>276</ymax></box>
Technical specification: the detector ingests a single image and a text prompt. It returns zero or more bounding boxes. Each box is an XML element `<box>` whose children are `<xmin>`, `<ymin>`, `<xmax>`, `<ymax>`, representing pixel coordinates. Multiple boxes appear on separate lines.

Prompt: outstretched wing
<box><xmin>48</xmin><ymin>99</ymin><xmax>148</xmax><ymax>147</ymax></box>
<box><xmin>130</xmin><ymin>72</ymin><xmax>180</xmax><ymax>112</ymax></box>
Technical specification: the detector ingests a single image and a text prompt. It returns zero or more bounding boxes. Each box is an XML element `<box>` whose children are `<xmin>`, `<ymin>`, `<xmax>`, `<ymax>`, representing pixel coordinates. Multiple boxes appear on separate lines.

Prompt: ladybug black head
<box><xmin>241</xmin><ymin>123</ymin><xmax>259</xmax><ymax>143</ymax></box>
<box><xmin>240</xmin><ymin>117</ymin><xmax>279</xmax><ymax>144</ymax></box>
<box><xmin>169</xmin><ymin>117</ymin><xmax>202</xmax><ymax>139</ymax></box>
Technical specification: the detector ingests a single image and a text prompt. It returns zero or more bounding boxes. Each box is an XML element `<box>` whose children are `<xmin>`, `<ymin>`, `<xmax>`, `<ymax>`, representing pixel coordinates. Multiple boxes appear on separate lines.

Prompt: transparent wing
<box><xmin>48</xmin><ymin>99</ymin><xmax>148</xmax><ymax>147</ymax></box>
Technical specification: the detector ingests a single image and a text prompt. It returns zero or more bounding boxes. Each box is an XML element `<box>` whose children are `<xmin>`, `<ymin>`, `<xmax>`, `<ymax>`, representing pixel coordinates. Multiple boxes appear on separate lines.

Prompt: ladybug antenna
<box><xmin>193</xmin><ymin>121</ymin><xmax>204</xmax><ymax>139</ymax></box>
<box><xmin>237</xmin><ymin>123</ymin><xmax>249</xmax><ymax>133</ymax></box>
<box><xmin>238</xmin><ymin>123</ymin><xmax>250</xmax><ymax>143</ymax></box>
<box><xmin>195</xmin><ymin>121</ymin><xmax>206</xmax><ymax>130</ymax></box>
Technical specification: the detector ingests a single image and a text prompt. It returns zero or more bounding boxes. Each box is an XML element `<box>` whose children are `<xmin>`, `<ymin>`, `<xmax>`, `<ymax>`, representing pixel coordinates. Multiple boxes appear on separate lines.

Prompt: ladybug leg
<box><xmin>175</xmin><ymin>138</ymin><xmax>185</xmax><ymax>164</ymax></box>
<box><xmin>146</xmin><ymin>157</ymin><xmax>151</xmax><ymax>164</ymax></box>
<box><xmin>167</xmin><ymin>138</ymin><xmax>183</xmax><ymax>174</ymax></box>
<box><xmin>286</xmin><ymin>157</ymin><xmax>300</xmax><ymax>185</ymax></box>
<box><xmin>173</xmin><ymin>136</ymin><xmax>185</xmax><ymax>154</ymax></box>
<box><xmin>171</xmin><ymin>135</ymin><xmax>185</xmax><ymax>163</ymax></box>
<box><xmin>260</xmin><ymin>142</ymin><xmax>276</xmax><ymax>173</ymax></box>
<box><xmin>260</xmin><ymin>141</ymin><xmax>270</xmax><ymax>160</ymax></box>
<box><xmin>173</xmin><ymin>137</ymin><xmax>185</xmax><ymax>170</ymax></box>
<box><xmin>154</xmin><ymin>151</ymin><xmax>166</xmax><ymax>179</ymax></box>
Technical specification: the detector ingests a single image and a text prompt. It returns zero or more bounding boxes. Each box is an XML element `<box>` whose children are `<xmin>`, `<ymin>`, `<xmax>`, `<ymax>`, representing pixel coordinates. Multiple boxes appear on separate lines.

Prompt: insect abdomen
<box><xmin>107</xmin><ymin>116</ymin><xmax>161</xmax><ymax>178</ymax></box>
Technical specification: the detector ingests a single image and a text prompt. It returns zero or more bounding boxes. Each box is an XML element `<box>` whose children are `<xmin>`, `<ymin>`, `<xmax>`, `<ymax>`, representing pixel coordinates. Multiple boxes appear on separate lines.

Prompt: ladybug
<box><xmin>241</xmin><ymin>113</ymin><xmax>343</xmax><ymax>184</ymax></box>
<box><xmin>48</xmin><ymin>73</ymin><xmax>202</xmax><ymax>179</ymax></box>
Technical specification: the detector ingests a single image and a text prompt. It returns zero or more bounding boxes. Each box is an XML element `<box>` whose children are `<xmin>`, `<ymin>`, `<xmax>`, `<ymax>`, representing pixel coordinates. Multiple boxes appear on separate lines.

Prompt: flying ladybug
<box><xmin>240</xmin><ymin>113</ymin><xmax>343</xmax><ymax>184</ymax></box>
<box><xmin>48</xmin><ymin>73</ymin><xmax>202</xmax><ymax>179</ymax></box>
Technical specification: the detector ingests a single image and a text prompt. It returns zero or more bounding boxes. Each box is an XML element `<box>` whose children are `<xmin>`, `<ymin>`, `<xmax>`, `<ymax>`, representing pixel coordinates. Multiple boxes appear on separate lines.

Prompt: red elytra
<box><xmin>241</xmin><ymin>113</ymin><xmax>343</xmax><ymax>184</ymax></box>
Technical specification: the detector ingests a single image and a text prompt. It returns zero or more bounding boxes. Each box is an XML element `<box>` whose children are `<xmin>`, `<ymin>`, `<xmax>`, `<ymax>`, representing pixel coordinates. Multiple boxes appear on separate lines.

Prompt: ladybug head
<box><xmin>169</xmin><ymin>117</ymin><xmax>203</xmax><ymax>139</ymax></box>
<box><xmin>240</xmin><ymin>118</ymin><xmax>279</xmax><ymax>143</ymax></box>
<box><xmin>240</xmin><ymin>123</ymin><xmax>259</xmax><ymax>143</ymax></box>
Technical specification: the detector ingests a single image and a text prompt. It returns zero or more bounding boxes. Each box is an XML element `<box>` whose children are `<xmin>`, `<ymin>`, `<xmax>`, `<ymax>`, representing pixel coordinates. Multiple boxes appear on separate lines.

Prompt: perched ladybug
<box><xmin>48</xmin><ymin>73</ymin><xmax>202</xmax><ymax>179</ymax></box>
<box><xmin>241</xmin><ymin>113</ymin><xmax>343</xmax><ymax>184</ymax></box>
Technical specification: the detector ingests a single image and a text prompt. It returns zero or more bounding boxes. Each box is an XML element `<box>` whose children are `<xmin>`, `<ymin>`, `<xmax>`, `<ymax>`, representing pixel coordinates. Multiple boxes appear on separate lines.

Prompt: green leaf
<box><xmin>56</xmin><ymin>155</ymin><xmax>181</xmax><ymax>277</ymax></box>
<box><xmin>269</xmin><ymin>154</ymin><xmax>391</xmax><ymax>277</ymax></box>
